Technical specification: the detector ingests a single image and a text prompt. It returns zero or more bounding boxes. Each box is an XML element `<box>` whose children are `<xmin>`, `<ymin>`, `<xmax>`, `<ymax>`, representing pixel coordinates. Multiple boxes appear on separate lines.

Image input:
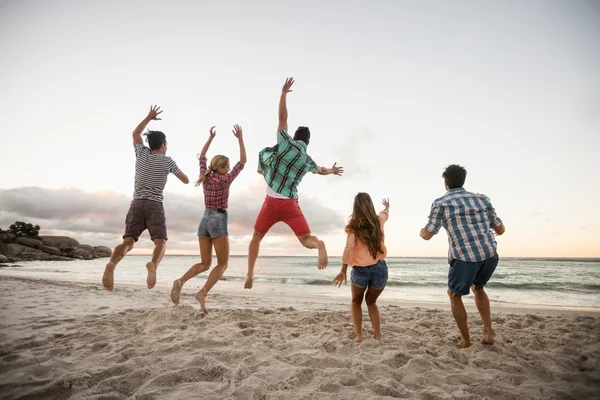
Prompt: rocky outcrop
<box><xmin>40</xmin><ymin>236</ymin><xmax>80</xmax><ymax>249</ymax></box>
<box><xmin>15</xmin><ymin>237</ymin><xmax>43</xmax><ymax>249</ymax></box>
<box><xmin>94</xmin><ymin>246</ymin><xmax>112</xmax><ymax>257</ymax></box>
<box><xmin>0</xmin><ymin>230</ymin><xmax>111</xmax><ymax>263</ymax></box>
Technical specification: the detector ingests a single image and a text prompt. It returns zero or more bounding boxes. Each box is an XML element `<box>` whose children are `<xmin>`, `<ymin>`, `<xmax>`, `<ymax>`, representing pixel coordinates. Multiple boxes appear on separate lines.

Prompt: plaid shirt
<box><xmin>424</xmin><ymin>188</ymin><xmax>503</xmax><ymax>262</ymax></box>
<box><xmin>257</xmin><ymin>130</ymin><xmax>318</xmax><ymax>199</ymax></box>
<box><xmin>199</xmin><ymin>156</ymin><xmax>244</xmax><ymax>209</ymax></box>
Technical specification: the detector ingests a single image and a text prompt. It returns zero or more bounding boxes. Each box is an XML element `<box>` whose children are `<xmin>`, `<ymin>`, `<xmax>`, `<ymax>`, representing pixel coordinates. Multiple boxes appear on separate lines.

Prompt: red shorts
<box><xmin>254</xmin><ymin>196</ymin><xmax>311</xmax><ymax>236</ymax></box>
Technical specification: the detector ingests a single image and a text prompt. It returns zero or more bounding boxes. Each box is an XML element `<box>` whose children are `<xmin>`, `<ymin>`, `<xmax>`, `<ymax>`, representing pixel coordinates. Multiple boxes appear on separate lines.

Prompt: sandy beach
<box><xmin>0</xmin><ymin>276</ymin><xmax>599</xmax><ymax>400</ymax></box>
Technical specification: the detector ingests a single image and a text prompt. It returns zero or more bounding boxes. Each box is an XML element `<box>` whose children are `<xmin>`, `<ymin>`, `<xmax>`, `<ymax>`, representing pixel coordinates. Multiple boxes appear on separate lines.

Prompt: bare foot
<box><xmin>244</xmin><ymin>276</ymin><xmax>253</xmax><ymax>289</ymax></box>
<box><xmin>354</xmin><ymin>335</ymin><xmax>364</xmax><ymax>343</ymax></box>
<box><xmin>195</xmin><ymin>289</ymin><xmax>208</xmax><ymax>314</ymax></box>
<box><xmin>102</xmin><ymin>262</ymin><xmax>115</xmax><ymax>291</ymax></box>
<box><xmin>170</xmin><ymin>279</ymin><xmax>182</xmax><ymax>305</ymax></box>
<box><xmin>146</xmin><ymin>262</ymin><xmax>157</xmax><ymax>289</ymax></box>
<box><xmin>374</xmin><ymin>334</ymin><xmax>382</xmax><ymax>341</ymax></box>
<box><xmin>456</xmin><ymin>338</ymin><xmax>472</xmax><ymax>348</ymax></box>
<box><xmin>317</xmin><ymin>241</ymin><xmax>328</xmax><ymax>270</ymax></box>
<box><xmin>481</xmin><ymin>328</ymin><xmax>495</xmax><ymax>345</ymax></box>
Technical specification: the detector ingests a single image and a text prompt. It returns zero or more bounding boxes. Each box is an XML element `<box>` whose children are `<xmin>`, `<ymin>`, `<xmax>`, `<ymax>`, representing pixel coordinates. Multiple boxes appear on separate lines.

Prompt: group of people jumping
<box><xmin>101</xmin><ymin>78</ymin><xmax>505</xmax><ymax>348</ymax></box>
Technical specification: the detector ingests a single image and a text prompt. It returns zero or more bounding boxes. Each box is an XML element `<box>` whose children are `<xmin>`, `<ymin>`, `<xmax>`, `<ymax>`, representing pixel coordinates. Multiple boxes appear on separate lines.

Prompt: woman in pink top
<box><xmin>333</xmin><ymin>193</ymin><xmax>390</xmax><ymax>342</ymax></box>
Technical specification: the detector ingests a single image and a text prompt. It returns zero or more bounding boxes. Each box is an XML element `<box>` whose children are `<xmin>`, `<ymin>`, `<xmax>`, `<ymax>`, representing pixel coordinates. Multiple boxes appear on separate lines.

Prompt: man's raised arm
<box><xmin>278</xmin><ymin>78</ymin><xmax>294</xmax><ymax>133</ymax></box>
<box><xmin>132</xmin><ymin>105</ymin><xmax>162</xmax><ymax>147</ymax></box>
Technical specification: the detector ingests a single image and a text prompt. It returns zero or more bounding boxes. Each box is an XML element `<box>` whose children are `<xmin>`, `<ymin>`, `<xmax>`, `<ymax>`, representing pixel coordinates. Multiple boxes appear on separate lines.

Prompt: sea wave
<box><xmin>217</xmin><ymin>275</ymin><xmax>600</xmax><ymax>293</ymax></box>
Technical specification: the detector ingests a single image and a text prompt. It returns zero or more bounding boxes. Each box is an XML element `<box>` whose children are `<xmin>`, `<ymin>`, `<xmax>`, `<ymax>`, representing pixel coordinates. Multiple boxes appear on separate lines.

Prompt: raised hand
<box><xmin>332</xmin><ymin>271</ymin><xmax>347</xmax><ymax>287</ymax></box>
<box><xmin>147</xmin><ymin>105</ymin><xmax>162</xmax><ymax>121</ymax></box>
<box><xmin>232</xmin><ymin>124</ymin><xmax>243</xmax><ymax>139</ymax></box>
<box><xmin>382</xmin><ymin>198</ymin><xmax>390</xmax><ymax>210</ymax></box>
<box><xmin>209</xmin><ymin>126</ymin><xmax>216</xmax><ymax>139</ymax></box>
<box><xmin>282</xmin><ymin>77</ymin><xmax>295</xmax><ymax>94</ymax></box>
<box><xmin>331</xmin><ymin>162</ymin><xmax>344</xmax><ymax>176</ymax></box>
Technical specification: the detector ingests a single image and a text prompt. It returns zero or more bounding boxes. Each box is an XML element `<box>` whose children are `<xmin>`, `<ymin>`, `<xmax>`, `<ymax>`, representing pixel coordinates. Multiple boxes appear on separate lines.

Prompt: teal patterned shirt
<box><xmin>257</xmin><ymin>130</ymin><xmax>318</xmax><ymax>199</ymax></box>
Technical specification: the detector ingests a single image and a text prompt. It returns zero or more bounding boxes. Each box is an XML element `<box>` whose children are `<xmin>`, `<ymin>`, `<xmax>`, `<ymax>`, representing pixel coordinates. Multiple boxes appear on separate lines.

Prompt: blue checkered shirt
<box><xmin>424</xmin><ymin>188</ymin><xmax>503</xmax><ymax>262</ymax></box>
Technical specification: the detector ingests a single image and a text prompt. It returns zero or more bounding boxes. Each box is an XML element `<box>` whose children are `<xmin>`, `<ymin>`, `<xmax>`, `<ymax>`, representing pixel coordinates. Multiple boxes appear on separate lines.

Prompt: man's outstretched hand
<box><xmin>331</xmin><ymin>162</ymin><xmax>344</xmax><ymax>176</ymax></box>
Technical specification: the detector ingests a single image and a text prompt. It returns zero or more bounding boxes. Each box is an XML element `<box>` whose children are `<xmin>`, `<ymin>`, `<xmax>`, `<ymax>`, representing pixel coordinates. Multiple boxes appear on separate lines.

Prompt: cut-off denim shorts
<box><xmin>197</xmin><ymin>209</ymin><xmax>228</xmax><ymax>238</ymax></box>
<box><xmin>350</xmin><ymin>260</ymin><xmax>388</xmax><ymax>289</ymax></box>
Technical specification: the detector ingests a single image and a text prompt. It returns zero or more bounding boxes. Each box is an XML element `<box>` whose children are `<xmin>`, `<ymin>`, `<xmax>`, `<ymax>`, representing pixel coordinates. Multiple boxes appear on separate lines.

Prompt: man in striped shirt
<box><xmin>245</xmin><ymin>78</ymin><xmax>344</xmax><ymax>289</ymax></box>
<box><xmin>420</xmin><ymin>164</ymin><xmax>505</xmax><ymax>348</ymax></box>
<box><xmin>102</xmin><ymin>105</ymin><xmax>190</xmax><ymax>292</ymax></box>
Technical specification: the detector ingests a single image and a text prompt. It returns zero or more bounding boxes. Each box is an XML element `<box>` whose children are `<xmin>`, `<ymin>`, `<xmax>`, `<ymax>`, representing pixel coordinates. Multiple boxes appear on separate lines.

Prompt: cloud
<box><xmin>0</xmin><ymin>186</ymin><xmax>345</xmax><ymax>254</ymax></box>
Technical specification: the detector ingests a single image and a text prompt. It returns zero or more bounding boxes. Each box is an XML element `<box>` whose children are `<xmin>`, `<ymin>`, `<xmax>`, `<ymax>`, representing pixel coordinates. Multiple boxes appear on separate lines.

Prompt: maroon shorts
<box><xmin>254</xmin><ymin>196</ymin><xmax>311</xmax><ymax>236</ymax></box>
<box><xmin>123</xmin><ymin>199</ymin><xmax>168</xmax><ymax>241</ymax></box>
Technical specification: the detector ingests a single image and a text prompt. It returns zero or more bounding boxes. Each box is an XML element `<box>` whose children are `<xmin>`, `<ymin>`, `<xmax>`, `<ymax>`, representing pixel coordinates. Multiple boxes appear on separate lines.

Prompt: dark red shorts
<box><xmin>254</xmin><ymin>196</ymin><xmax>311</xmax><ymax>236</ymax></box>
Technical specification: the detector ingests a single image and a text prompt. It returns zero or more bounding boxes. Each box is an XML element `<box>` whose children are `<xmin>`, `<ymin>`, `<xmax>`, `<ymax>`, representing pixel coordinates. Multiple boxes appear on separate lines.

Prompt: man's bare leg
<box><xmin>196</xmin><ymin>236</ymin><xmax>229</xmax><ymax>314</ymax></box>
<box><xmin>351</xmin><ymin>284</ymin><xmax>367</xmax><ymax>342</ymax></box>
<box><xmin>448</xmin><ymin>289</ymin><xmax>471</xmax><ymax>348</ymax></box>
<box><xmin>146</xmin><ymin>238</ymin><xmax>166</xmax><ymax>289</ymax></box>
<box><xmin>102</xmin><ymin>237</ymin><xmax>135</xmax><ymax>291</ymax></box>
<box><xmin>245</xmin><ymin>231</ymin><xmax>265</xmax><ymax>289</ymax></box>
<box><xmin>472</xmin><ymin>285</ymin><xmax>494</xmax><ymax>344</ymax></box>
<box><xmin>171</xmin><ymin>238</ymin><xmax>212</xmax><ymax>305</ymax></box>
<box><xmin>365</xmin><ymin>287</ymin><xmax>385</xmax><ymax>340</ymax></box>
<box><xmin>298</xmin><ymin>233</ymin><xmax>328</xmax><ymax>269</ymax></box>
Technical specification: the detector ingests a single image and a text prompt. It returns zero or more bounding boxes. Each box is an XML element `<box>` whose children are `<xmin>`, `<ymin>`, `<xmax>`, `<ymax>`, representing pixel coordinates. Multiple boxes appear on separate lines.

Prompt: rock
<box><xmin>0</xmin><ymin>254</ymin><xmax>8</xmax><ymax>263</ymax></box>
<box><xmin>94</xmin><ymin>246</ymin><xmax>112</xmax><ymax>257</ymax></box>
<box><xmin>15</xmin><ymin>237</ymin><xmax>43</xmax><ymax>249</ymax></box>
<box><xmin>0</xmin><ymin>234</ymin><xmax>7</xmax><ymax>242</ymax></box>
<box><xmin>41</xmin><ymin>246</ymin><xmax>62</xmax><ymax>256</ymax></box>
<box><xmin>40</xmin><ymin>236</ymin><xmax>80</xmax><ymax>249</ymax></box>
<box><xmin>17</xmin><ymin>246</ymin><xmax>55</xmax><ymax>261</ymax></box>
<box><xmin>5</xmin><ymin>232</ymin><xmax>16</xmax><ymax>241</ymax></box>
<box><xmin>79</xmin><ymin>244</ymin><xmax>97</xmax><ymax>258</ymax></box>
<box><xmin>0</xmin><ymin>243</ymin><xmax>26</xmax><ymax>258</ymax></box>
<box><xmin>61</xmin><ymin>246</ymin><xmax>94</xmax><ymax>260</ymax></box>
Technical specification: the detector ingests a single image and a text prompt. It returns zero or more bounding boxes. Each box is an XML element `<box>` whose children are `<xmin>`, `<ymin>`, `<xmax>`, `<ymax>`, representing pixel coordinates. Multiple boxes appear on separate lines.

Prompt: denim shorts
<box><xmin>197</xmin><ymin>209</ymin><xmax>228</xmax><ymax>238</ymax></box>
<box><xmin>448</xmin><ymin>254</ymin><xmax>499</xmax><ymax>296</ymax></box>
<box><xmin>350</xmin><ymin>260</ymin><xmax>388</xmax><ymax>289</ymax></box>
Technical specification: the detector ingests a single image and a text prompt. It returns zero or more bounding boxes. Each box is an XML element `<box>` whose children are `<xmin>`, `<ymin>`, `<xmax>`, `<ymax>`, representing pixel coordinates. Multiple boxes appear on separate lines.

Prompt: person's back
<box><xmin>133</xmin><ymin>143</ymin><xmax>180</xmax><ymax>202</ymax></box>
<box><xmin>427</xmin><ymin>188</ymin><xmax>500</xmax><ymax>262</ymax></box>
<box><xmin>258</xmin><ymin>128</ymin><xmax>317</xmax><ymax>200</ymax></box>
<box><xmin>333</xmin><ymin>193</ymin><xmax>390</xmax><ymax>342</ymax></box>
<box><xmin>245</xmin><ymin>78</ymin><xmax>344</xmax><ymax>289</ymax></box>
<box><xmin>102</xmin><ymin>106</ymin><xmax>189</xmax><ymax>292</ymax></box>
<box><xmin>420</xmin><ymin>164</ymin><xmax>505</xmax><ymax>348</ymax></box>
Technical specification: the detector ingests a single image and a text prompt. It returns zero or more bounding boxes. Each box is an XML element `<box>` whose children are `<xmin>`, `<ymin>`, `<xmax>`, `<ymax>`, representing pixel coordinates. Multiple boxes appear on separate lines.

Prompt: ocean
<box><xmin>1</xmin><ymin>256</ymin><xmax>599</xmax><ymax>308</ymax></box>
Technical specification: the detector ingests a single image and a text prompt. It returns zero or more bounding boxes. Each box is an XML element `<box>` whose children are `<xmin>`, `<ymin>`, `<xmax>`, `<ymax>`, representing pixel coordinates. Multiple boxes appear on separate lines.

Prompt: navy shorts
<box><xmin>350</xmin><ymin>260</ymin><xmax>388</xmax><ymax>289</ymax></box>
<box><xmin>197</xmin><ymin>209</ymin><xmax>228</xmax><ymax>238</ymax></box>
<box><xmin>448</xmin><ymin>254</ymin><xmax>499</xmax><ymax>296</ymax></box>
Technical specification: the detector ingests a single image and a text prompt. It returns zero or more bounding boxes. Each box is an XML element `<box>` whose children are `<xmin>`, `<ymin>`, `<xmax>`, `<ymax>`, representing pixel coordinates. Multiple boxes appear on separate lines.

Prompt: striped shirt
<box><xmin>199</xmin><ymin>155</ymin><xmax>244</xmax><ymax>209</ymax></box>
<box><xmin>257</xmin><ymin>130</ymin><xmax>318</xmax><ymax>200</ymax></box>
<box><xmin>424</xmin><ymin>188</ymin><xmax>503</xmax><ymax>262</ymax></box>
<box><xmin>132</xmin><ymin>143</ymin><xmax>181</xmax><ymax>202</ymax></box>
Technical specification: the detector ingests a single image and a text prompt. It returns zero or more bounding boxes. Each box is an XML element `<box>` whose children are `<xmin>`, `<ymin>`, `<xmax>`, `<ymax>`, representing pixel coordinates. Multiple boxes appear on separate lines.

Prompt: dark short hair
<box><xmin>442</xmin><ymin>164</ymin><xmax>467</xmax><ymax>189</ymax></box>
<box><xmin>144</xmin><ymin>131</ymin><xmax>167</xmax><ymax>150</ymax></box>
<box><xmin>293</xmin><ymin>126</ymin><xmax>310</xmax><ymax>145</ymax></box>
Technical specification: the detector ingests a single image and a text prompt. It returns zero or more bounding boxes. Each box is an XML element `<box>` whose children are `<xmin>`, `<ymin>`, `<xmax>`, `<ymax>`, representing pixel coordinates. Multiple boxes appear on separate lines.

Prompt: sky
<box><xmin>1</xmin><ymin>0</ymin><xmax>599</xmax><ymax>257</ymax></box>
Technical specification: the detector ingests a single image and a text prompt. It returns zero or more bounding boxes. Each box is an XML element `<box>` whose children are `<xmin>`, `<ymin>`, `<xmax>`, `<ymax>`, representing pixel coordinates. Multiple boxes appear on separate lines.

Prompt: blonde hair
<box><xmin>195</xmin><ymin>155</ymin><xmax>229</xmax><ymax>186</ymax></box>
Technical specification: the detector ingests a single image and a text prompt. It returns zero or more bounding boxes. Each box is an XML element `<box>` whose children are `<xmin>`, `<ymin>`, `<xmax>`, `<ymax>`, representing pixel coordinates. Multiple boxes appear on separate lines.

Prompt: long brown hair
<box><xmin>195</xmin><ymin>155</ymin><xmax>229</xmax><ymax>186</ymax></box>
<box><xmin>345</xmin><ymin>192</ymin><xmax>385</xmax><ymax>259</ymax></box>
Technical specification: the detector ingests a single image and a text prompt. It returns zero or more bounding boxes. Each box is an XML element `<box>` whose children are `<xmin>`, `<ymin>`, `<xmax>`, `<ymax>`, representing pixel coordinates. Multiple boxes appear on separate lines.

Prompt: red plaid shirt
<box><xmin>199</xmin><ymin>156</ymin><xmax>244</xmax><ymax>209</ymax></box>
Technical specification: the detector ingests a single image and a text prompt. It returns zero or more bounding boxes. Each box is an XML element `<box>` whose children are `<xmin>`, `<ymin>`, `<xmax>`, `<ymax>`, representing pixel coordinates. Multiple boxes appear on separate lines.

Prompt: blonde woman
<box><xmin>170</xmin><ymin>125</ymin><xmax>246</xmax><ymax>313</ymax></box>
<box><xmin>333</xmin><ymin>193</ymin><xmax>390</xmax><ymax>342</ymax></box>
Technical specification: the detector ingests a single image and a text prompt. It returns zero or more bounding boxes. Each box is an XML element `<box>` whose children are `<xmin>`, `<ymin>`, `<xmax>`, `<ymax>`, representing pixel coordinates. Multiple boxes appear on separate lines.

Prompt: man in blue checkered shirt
<box><xmin>421</xmin><ymin>164</ymin><xmax>505</xmax><ymax>348</ymax></box>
